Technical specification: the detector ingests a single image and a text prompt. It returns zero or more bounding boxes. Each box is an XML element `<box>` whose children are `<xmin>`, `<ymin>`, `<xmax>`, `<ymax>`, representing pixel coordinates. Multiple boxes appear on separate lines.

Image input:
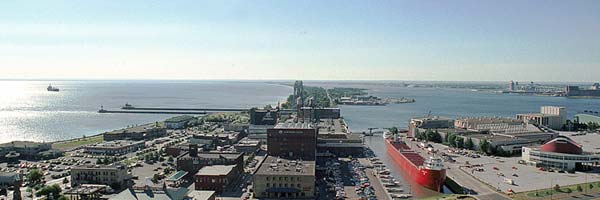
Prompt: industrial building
<box><xmin>316</xmin><ymin>118</ymin><xmax>364</xmax><ymax>157</ymax></box>
<box><xmin>566</xmin><ymin>84</ymin><xmax>600</xmax><ymax>97</ymax></box>
<box><xmin>522</xmin><ymin>136</ymin><xmax>600</xmax><ymax>171</ymax></box>
<box><xmin>253</xmin><ymin>156</ymin><xmax>315</xmax><ymax>199</ymax></box>
<box><xmin>408</xmin><ymin>116</ymin><xmax>454</xmax><ymax>138</ymax></box>
<box><xmin>516</xmin><ymin>106</ymin><xmax>567</xmax><ymax>130</ymax></box>
<box><xmin>267</xmin><ymin>122</ymin><xmax>317</xmax><ymax>160</ymax></box>
<box><xmin>410</xmin><ymin>116</ymin><xmax>557</xmax><ymax>154</ymax></box>
<box><xmin>103</xmin><ymin>123</ymin><xmax>166</xmax><ymax>141</ymax></box>
<box><xmin>249</xmin><ymin>108</ymin><xmax>278</xmax><ymax>125</ymax></box>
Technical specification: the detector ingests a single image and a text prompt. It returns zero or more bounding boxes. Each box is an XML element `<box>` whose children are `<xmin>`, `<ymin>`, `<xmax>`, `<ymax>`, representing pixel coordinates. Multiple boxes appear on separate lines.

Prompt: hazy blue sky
<box><xmin>1</xmin><ymin>0</ymin><xmax>599</xmax><ymax>81</ymax></box>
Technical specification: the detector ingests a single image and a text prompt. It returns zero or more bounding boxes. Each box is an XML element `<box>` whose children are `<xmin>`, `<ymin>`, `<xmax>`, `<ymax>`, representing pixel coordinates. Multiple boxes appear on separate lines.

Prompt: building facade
<box><xmin>71</xmin><ymin>164</ymin><xmax>131</xmax><ymax>189</ymax></box>
<box><xmin>194</xmin><ymin>165</ymin><xmax>238</xmax><ymax>193</ymax></box>
<box><xmin>83</xmin><ymin>140</ymin><xmax>145</xmax><ymax>155</ymax></box>
<box><xmin>165</xmin><ymin>115</ymin><xmax>196</xmax><ymax>129</ymax></box>
<box><xmin>176</xmin><ymin>147</ymin><xmax>243</xmax><ymax>175</ymax></box>
<box><xmin>253</xmin><ymin>156</ymin><xmax>315</xmax><ymax>199</ymax></box>
<box><xmin>267</xmin><ymin>122</ymin><xmax>317</xmax><ymax>160</ymax></box>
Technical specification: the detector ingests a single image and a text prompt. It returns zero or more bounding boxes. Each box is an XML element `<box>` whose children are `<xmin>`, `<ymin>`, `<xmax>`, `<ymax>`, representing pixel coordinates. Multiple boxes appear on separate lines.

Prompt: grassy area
<box><xmin>512</xmin><ymin>181</ymin><xmax>600</xmax><ymax>200</ymax></box>
<box><xmin>51</xmin><ymin>134</ymin><xmax>104</xmax><ymax>150</ymax></box>
<box><xmin>419</xmin><ymin>194</ymin><xmax>477</xmax><ymax>200</ymax></box>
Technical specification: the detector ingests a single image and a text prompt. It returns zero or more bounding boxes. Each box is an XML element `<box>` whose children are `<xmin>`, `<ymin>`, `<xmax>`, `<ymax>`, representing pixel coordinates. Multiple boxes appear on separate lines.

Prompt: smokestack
<box><xmin>189</xmin><ymin>144</ymin><xmax>198</xmax><ymax>157</ymax></box>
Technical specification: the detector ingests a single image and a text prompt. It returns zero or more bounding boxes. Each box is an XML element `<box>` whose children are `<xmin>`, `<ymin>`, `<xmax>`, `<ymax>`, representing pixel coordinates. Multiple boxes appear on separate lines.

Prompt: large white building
<box><xmin>517</xmin><ymin>106</ymin><xmax>566</xmax><ymax>130</ymax></box>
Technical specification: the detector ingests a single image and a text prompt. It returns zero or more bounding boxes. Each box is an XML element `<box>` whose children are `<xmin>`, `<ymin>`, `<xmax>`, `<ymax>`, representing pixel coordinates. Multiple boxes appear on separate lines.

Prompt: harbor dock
<box><xmin>122</xmin><ymin>106</ymin><xmax>247</xmax><ymax>112</ymax></box>
<box><xmin>98</xmin><ymin>109</ymin><xmax>207</xmax><ymax>115</ymax></box>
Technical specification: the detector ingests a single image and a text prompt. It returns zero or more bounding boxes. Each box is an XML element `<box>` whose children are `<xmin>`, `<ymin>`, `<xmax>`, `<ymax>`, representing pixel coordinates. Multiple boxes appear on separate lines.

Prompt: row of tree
<box><xmin>415</xmin><ymin>128</ymin><xmax>512</xmax><ymax>156</ymax></box>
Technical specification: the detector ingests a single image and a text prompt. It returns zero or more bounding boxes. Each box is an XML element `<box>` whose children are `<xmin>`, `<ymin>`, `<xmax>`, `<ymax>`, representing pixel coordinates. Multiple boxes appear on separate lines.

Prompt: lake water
<box><xmin>0</xmin><ymin>80</ymin><xmax>291</xmax><ymax>143</ymax></box>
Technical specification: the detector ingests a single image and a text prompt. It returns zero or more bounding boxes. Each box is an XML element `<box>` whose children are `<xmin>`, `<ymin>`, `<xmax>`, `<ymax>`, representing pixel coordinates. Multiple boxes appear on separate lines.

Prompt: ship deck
<box><xmin>389</xmin><ymin>141</ymin><xmax>425</xmax><ymax>167</ymax></box>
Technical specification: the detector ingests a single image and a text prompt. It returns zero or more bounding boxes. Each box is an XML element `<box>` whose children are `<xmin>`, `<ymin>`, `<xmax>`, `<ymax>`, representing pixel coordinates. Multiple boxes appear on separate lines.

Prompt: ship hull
<box><xmin>386</xmin><ymin>140</ymin><xmax>446</xmax><ymax>192</ymax></box>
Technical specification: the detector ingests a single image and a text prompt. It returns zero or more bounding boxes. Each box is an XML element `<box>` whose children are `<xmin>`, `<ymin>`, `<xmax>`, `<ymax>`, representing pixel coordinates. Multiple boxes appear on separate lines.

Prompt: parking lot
<box><xmin>427</xmin><ymin>142</ymin><xmax>600</xmax><ymax>194</ymax></box>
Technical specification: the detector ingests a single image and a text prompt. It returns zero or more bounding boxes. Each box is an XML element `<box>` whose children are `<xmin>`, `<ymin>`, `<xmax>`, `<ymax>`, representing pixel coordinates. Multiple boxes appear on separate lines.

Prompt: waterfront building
<box><xmin>83</xmin><ymin>140</ymin><xmax>145</xmax><ymax>155</ymax></box>
<box><xmin>565</xmin><ymin>84</ymin><xmax>600</xmax><ymax>97</ymax></box>
<box><xmin>194</xmin><ymin>165</ymin><xmax>238</xmax><ymax>193</ymax></box>
<box><xmin>516</xmin><ymin>106</ymin><xmax>566</xmax><ymax>130</ymax></box>
<box><xmin>408</xmin><ymin>116</ymin><xmax>454</xmax><ymax>137</ymax></box>
<box><xmin>454</xmin><ymin>117</ymin><xmax>522</xmax><ymax>130</ymax></box>
<box><xmin>316</xmin><ymin>118</ymin><xmax>364</xmax><ymax>157</ymax></box>
<box><xmin>0</xmin><ymin>141</ymin><xmax>51</xmax><ymax>160</ymax></box>
<box><xmin>103</xmin><ymin>123</ymin><xmax>166</xmax><ymax>141</ymax></box>
<box><xmin>253</xmin><ymin>156</ymin><xmax>315</xmax><ymax>199</ymax></box>
<box><xmin>267</xmin><ymin>122</ymin><xmax>317</xmax><ymax>160</ymax></box>
<box><xmin>522</xmin><ymin>136</ymin><xmax>600</xmax><ymax>171</ymax></box>
<box><xmin>250</xmin><ymin>108</ymin><xmax>278</xmax><ymax>125</ymax></box>
<box><xmin>299</xmin><ymin>107</ymin><xmax>341</xmax><ymax>121</ymax></box>
<box><xmin>165</xmin><ymin>115</ymin><xmax>196</xmax><ymax>129</ymax></box>
<box><xmin>71</xmin><ymin>164</ymin><xmax>131</xmax><ymax>189</ymax></box>
<box><xmin>576</xmin><ymin>110</ymin><xmax>600</xmax><ymax>124</ymax></box>
<box><xmin>175</xmin><ymin>146</ymin><xmax>243</xmax><ymax>175</ymax></box>
<box><xmin>509</xmin><ymin>80</ymin><xmax>515</xmax><ymax>91</ymax></box>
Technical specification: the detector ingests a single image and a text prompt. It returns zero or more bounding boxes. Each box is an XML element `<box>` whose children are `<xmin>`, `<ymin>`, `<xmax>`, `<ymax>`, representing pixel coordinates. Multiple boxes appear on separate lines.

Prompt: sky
<box><xmin>0</xmin><ymin>0</ymin><xmax>599</xmax><ymax>81</ymax></box>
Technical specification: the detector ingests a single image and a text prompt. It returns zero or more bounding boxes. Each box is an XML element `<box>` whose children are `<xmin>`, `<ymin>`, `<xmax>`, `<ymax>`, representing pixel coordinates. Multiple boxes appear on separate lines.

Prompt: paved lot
<box><xmin>423</xmin><ymin>140</ymin><xmax>600</xmax><ymax>194</ymax></box>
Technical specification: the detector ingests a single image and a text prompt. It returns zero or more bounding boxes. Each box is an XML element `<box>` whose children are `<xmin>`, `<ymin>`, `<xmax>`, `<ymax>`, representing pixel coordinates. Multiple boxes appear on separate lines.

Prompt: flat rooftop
<box><xmin>86</xmin><ymin>140</ymin><xmax>144</xmax><ymax>148</ymax></box>
<box><xmin>0</xmin><ymin>141</ymin><xmax>49</xmax><ymax>149</ymax></box>
<box><xmin>178</xmin><ymin>152</ymin><xmax>243</xmax><ymax>160</ymax></box>
<box><xmin>106</xmin><ymin>123</ymin><xmax>164</xmax><ymax>134</ymax></box>
<box><xmin>195</xmin><ymin>165</ymin><xmax>235</xmax><ymax>176</ymax></box>
<box><xmin>256</xmin><ymin>156</ymin><xmax>315</xmax><ymax>176</ymax></box>
<box><xmin>274</xmin><ymin>122</ymin><xmax>315</xmax><ymax>129</ymax></box>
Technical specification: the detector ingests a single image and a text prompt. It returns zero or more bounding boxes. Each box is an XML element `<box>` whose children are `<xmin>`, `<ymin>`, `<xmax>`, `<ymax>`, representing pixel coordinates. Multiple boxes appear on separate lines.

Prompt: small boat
<box><xmin>47</xmin><ymin>84</ymin><xmax>59</xmax><ymax>92</ymax></box>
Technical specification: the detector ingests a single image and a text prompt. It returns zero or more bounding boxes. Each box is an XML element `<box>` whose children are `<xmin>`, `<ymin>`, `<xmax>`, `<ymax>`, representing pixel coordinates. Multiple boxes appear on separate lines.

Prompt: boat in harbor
<box><xmin>386</xmin><ymin>136</ymin><xmax>446</xmax><ymax>192</ymax></box>
<box><xmin>47</xmin><ymin>84</ymin><xmax>59</xmax><ymax>92</ymax></box>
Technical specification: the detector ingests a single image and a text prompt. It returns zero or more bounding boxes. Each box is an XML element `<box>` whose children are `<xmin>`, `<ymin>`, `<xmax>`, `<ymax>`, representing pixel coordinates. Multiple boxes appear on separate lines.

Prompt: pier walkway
<box><xmin>122</xmin><ymin>107</ymin><xmax>248</xmax><ymax>112</ymax></box>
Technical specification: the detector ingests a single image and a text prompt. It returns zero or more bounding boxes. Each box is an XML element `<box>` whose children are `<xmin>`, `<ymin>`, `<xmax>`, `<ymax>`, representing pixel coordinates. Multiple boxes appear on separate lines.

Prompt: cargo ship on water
<box><xmin>386</xmin><ymin>136</ymin><xmax>446</xmax><ymax>192</ymax></box>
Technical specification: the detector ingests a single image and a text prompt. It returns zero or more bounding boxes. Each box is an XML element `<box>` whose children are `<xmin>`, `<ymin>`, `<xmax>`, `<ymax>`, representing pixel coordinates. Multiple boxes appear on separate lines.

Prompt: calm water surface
<box><xmin>0</xmin><ymin>80</ymin><xmax>291</xmax><ymax>143</ymax></box>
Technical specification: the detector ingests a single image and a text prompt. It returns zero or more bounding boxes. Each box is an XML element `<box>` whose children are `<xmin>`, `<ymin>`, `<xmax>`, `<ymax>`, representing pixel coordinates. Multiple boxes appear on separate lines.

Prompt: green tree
<box><xmin>62</xmin><ymin>178</ymin><xmax>69</xmax><ymax>184</ymax></box>
<box><xmin>455</xmin><ymin>137</ymin><xmax>464</xmax><ymax>149</ymax></box>
<box><xmin>425</xmin><ymin>129</ymin><xmax>435</xmax><ymax>142</ymax></box>
<box><xmin>590</xmin><ymin>183</ymin><xmax>594</xmax><ymax>190</ymax></box>
<box><xmin>465</xmin><ymin>138</ymin><xmax>474</xmax><ymax>150</ymax></box>
<box><xmin>479</xmin><ymin>139</ymin><xmax>490</xmax><ymax>154</ymax></box>
<box><xmin>36</xmin><ymin>184</ymin><xmax>62</xmax><ymax>199</ymax></box>
<box><xmin>434</xmin><ymin>130</ymin><xmax>442</xmax><ymax>143</ymax></box>
<box><xmin>577</xmin><ymin>185</ymin><xmax>583</xmax><ymax>192</ymax></box>
<box><xmin>167</xmin><ymin>156</ymin><xmax>174</xmax><ymax>163</ymax></box>
<box><xmin>96</xmin><ymin>158</ymin><xmax>103</xmax><ymax>164</ymax></box>
<box><xmin>448</xmin><ymin>134</ymin><xmax>457</xmax><ymax>147</ymax></box>
<box><xmin>27</xmin><ymin>169</ymin><xmax>43</xmax><ymax>184</ymax></box>
<box><xmin>554</xmin><ymin>184</ymin><xmax>561</xmax><ymax>192</ymax></box>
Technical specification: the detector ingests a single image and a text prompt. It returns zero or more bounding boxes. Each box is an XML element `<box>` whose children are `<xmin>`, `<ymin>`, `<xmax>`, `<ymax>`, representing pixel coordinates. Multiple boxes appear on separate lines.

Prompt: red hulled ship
<box><xmin>386</xmin><ymin>137</ymin><xmax>446</xmax><ymax>192</ymax></box>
